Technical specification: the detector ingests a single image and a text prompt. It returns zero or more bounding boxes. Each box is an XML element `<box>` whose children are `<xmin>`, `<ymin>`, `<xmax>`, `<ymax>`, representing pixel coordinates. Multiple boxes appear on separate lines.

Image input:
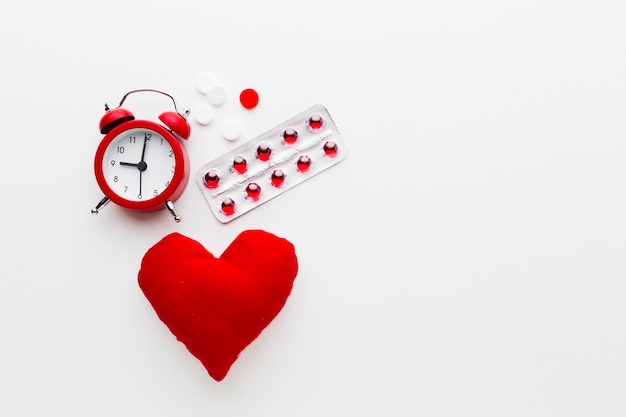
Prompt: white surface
<box><xmin>0</xmin><ymin>1</ymin><xmax>625</xmax><ymax>416</ymax></box>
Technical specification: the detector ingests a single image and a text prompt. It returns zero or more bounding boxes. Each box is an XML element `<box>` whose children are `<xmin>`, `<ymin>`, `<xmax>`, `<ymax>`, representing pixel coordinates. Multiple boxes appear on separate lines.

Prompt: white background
<box><xmin>1</xmin><ymin>1</ymin><xmax>625</xmax><ymax>416</ymax></box>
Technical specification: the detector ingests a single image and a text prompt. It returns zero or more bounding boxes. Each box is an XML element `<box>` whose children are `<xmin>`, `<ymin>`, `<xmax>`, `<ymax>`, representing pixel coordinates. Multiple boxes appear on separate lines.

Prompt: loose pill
<box><xmin>193</xmin><ymin>104</ymin><xmax>214</xmax><ymax>125</ymax></box>
<box><xmin>196</xmin><ymin>73</ymin><xmax>217</xmax><ymax>94</ymax></box>
<box><xmin>239</xmin><ymin>88</ymin><xmax>259</xmax><ymax>109</ymax></box>
<box><xmin>206</xmin><ymin>84</ymin><xmax>227</xmax><ymax>106</ymax></box>
<box><xmin>222</xmin><ymin>119</ymin><xmax>242</xmax><ymax>141</ymax></box>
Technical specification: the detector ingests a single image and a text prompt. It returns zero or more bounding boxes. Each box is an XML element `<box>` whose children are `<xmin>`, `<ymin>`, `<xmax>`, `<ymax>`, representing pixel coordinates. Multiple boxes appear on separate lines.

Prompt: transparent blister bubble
<box><xmin>195</xmin><ymin>104</ymin><xmax>348</xmax><ymax>223</ymax></box>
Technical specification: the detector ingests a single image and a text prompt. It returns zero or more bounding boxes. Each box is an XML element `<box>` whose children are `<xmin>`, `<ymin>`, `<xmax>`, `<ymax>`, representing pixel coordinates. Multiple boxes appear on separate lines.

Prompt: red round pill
<box><xmin>323</xmin><ymin>140</ymin><xmax>338</xmax><ymax>157</ymax></box>
<box><xmin>307</xmin><ymin>113</ymin><xmax>324</xmax><ymax>131</ymax></box>
<box><xmin>239</xmin><ymin>88</ymin><xmax>259</xmax><ymax>109</ymax></box>
<box><xmin>245</xmin><ymin>182</ymin><xmax>262</xmax><ymax>200</ymax></box>
<box><xmin>297</xmin><ymin>155</ymin><xmax>312</xmax><ymax>172</ymax></box>
<box><xmin>203</xmin><ymin>170</ymin><xmax>220</xmax><ymax>188</ymax></box>
<box><xmin>271</xmin><ymin>169</ymin><xmax>285</xmax><ymax>187</ymax></box>
<box><xmin>232</xmin><ymin>155</ymin><xmax>247</xmax><ymax>174</ymax></box>
<box><xmin>282</xmin><ymin>128</ymin><xmax>298</xmax><ymax>145</ymax></box>
<box><xmin>221</xmin><ymin>197</ymin><xmax>236</xmax><ymax>215</ymax></box>
<box><xmin>256</xmin><ymin>142</ymin><xmax>272</xmax><ymax>161</ymax></box>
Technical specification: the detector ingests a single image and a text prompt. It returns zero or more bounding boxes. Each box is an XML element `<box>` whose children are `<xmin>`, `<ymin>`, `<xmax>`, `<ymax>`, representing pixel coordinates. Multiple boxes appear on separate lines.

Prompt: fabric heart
<box><xmin>138</xmin><ymin>230</ymin><xmax>298</xmax><ymax>381</ymax></box>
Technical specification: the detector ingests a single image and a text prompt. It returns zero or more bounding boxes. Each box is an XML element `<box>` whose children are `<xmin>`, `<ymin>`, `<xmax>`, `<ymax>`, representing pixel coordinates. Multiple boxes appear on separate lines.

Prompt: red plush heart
<box><xmin>138</xmin><ymin>230</ymin><xmax>298</xmax><ymax>381</ymax></box>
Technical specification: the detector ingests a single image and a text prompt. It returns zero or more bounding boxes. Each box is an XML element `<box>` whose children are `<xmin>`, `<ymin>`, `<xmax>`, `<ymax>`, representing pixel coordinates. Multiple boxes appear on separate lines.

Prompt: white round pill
<box><xmin>206</xmin><ymin>84</ymin><xmax>227</xmax><ymax>106</ymax></box>
<box><xmin>222</xmin><ymin>119</ymin><xmax>242</xmax><ymax>141</ymax></box>
<box><xmin>196</xmin><ymin>73</ymin><xmax>216</xmax><ymax>94</ymax></box>
<box><xmin>193</xmin><ymin>104</ymin><xmax>214</xmax><ymax>125</ymax></box>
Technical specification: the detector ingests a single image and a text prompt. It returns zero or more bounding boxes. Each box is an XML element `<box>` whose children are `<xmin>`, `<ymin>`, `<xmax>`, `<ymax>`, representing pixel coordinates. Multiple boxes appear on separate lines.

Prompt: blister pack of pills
<box><xmin>196</xmin><ymin>104</ymin><xmax>347</xmax><ymax>223</ymax></box>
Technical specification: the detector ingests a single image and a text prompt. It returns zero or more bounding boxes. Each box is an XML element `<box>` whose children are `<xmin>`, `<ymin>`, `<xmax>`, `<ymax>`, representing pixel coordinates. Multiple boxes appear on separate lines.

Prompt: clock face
<box><xmin>101</xmin><ymin>127</ymin><xmax>176</xmax><ymax>203</ymax></box>
<box><xmin>94</xmin><ymin>119</ymin><xmax>189</xmax><ymax>212</ymax></box>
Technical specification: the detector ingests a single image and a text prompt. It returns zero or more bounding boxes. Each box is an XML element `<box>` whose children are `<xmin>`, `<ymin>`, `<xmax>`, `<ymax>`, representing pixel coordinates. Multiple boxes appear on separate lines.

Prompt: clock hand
<box><xmin>138</xmin><ymin>136</ymin><xmax>149</xmax><ymax>199</ymax></box>
<box><xmin>139</xmin><ymin>170</ymin><xmax>143</xmax><ymax>199</ymax></box>
<box><xmin>120</xmin><ymin>161</ymin><xmax>139</xmax><ymax>167</ymax></box>
<box><xmin>140</xmin><ymin>135</ymin><xmax>149</xmax><ymax>163</ymax></box>
<box><xmin>120</xmin><ymin>161</ymin><xmax>147</xmax><ymax>171</ymax></box>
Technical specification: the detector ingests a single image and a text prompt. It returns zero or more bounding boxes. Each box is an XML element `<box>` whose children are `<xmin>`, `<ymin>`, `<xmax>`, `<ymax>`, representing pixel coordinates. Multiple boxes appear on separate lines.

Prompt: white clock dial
<box><xmin>101</xmin><ymin>128</ymin><xmax>176</xmax><ymax>202</ymax></box>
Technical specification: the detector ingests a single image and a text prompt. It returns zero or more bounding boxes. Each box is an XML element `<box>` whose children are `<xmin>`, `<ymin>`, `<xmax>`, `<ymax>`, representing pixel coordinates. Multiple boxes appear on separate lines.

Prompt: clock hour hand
<box><xmin>120</xmin><ymin>161</ymin><xmax>147</xmax><ymax>171</ymax></box>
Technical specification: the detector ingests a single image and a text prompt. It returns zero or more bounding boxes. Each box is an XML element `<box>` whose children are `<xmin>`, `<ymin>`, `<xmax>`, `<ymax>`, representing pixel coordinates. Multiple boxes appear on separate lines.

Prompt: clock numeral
<box><xmin>113</xmin><ymin>176</ymin><xmax>118</xmax><ymax>183</ymax></box>
<box><xmin>116</xmin><ymin>146</ymin><xmax>125</xmax><ymax>154</ymax></box>
<box><xmin>111</xmin><ymin>160</ymin><xmax>116</xmax><ymax>166</ymax></box>
<box><xmin>165</xmin><ymin>180</ymin><xmax>170</xmax><ymax>187</ymax></box>
<box><xmin>169</xmin><ymin>150</ymin><xmax>174</xmax><ymax>157</ymax></box>
<box><xmin>129</xmin><ymin>136</ymin><xmax>136</xmax><ymax>143</ymax></box>
<box><xmin>153</xmin><ymin>189</ymin><xmax>158</xmax><ymax>196</ymax></box>
<box><xmin>138</xmin><ymin>194</ymin><xmax>142</xmax><ymax>200</ymax></box>
<box><xmin>124</xmin><ymin>186</ymin><xmax>128</xmax><ymax>193</ymax></box>
<box><xmin>144</xmin><ymin>133</ymin><xmax>152</xmax><ymax>140</ymax></box>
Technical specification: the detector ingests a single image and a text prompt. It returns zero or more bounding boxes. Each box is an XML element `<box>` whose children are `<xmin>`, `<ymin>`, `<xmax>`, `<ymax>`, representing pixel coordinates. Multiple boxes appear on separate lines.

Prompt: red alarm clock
<box><xmin>91</xmin><ymin>89</ymin><xmax>191</xmax><ymax>222</ymax></box>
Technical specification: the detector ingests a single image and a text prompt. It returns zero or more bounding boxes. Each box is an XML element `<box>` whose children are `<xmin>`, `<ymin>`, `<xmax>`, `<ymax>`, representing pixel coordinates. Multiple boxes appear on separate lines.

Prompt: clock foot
<box><xmin>91</xmin><ymin>196</ymin><xmax>110</xmax><ymax>215</ymax></box>
<box><xmin>165</xmin><ymin>200</ymin><xmax>181</xmax><ymax>223</ymax></box>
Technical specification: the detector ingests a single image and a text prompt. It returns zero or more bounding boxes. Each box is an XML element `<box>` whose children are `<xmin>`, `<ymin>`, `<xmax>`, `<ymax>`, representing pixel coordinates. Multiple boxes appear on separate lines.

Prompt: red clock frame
<box><xmin>94</xmin><ymin>119</ymin><xmax>190</xmax><ymax>213</ymax></box>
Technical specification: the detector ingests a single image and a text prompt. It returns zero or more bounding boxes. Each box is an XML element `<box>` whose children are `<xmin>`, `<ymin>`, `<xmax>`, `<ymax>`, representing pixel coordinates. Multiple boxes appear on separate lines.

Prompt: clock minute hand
<box><xmin>137</xmin><ymin>136</ymin><xmax>150</xmax><ymax>200</ymax></box>
<box><xmin>139</xmin><ymin>135</ymin><xmax>149</xmax><ymax>163</ymax></box>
